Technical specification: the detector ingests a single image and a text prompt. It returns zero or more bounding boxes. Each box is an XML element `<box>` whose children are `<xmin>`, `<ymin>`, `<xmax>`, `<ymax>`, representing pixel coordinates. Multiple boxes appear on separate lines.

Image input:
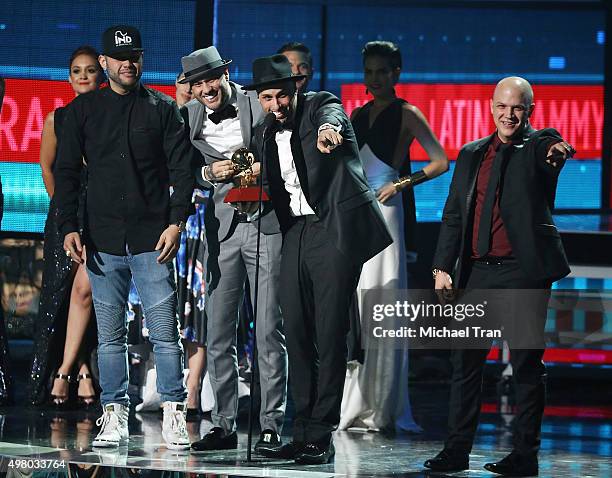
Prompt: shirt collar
<box><xmin>492</xmin><ymin>122</ymin><xmax>537</xmax><ymax>150</ymax></box>
<box><xmin>103</xmin><ymin>83</ymin><xmax>141</xmax><ymax>100</ymax></box>
<box><xmin>491</xmin><ymin>131</ymin><xmax>521</xmax><ymax>151</ymax></box>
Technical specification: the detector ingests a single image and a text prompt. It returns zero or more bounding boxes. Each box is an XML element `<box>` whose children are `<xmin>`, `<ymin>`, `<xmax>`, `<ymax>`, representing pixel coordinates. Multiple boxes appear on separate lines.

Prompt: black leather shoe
<box><xmin>191</xmin><ymin>427</ymin><xmax>237</xmax><ymax>451</ymax></box>
<box><xmin>260</xmin><ymin>440</ymin><xmax>304</xmax><ymax>459</ymax></box>
<box><xmin>254</xmin><ymin>429</ymin><xmax>282</xmax><ymax>455</ymax></box>
<box><xmin>423</xmin><ymin>449</ymin><xmax>469</xmax><ymax>472</ymax></box>
<box><xmin>484</xmin><ymin>451</ymin><xmax>538</xmax><ymax>476</ymax></box>
<box><xmin>295</xmin><ymin>442</ymin><xmax>335</xmax><ymax>465</ymax></box>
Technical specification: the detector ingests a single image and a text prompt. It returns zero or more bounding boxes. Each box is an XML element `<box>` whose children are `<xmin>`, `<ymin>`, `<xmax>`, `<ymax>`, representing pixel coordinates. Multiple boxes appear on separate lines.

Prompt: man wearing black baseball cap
<box><xmin>99</xmin><ymin>25</ymin><xmax>144</xmax><ymax>92</ymax></box>
<box><xmin>54</xmin><ymin>25</ymin><xmax>193</xmax><ymax>450</ymax></box>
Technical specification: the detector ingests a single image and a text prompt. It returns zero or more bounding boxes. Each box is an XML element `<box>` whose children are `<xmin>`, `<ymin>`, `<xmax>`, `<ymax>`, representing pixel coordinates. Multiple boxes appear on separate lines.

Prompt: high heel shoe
<box><xmin>76</xmin><ymin>373</ymin><xmax>97</xmax><ymax>409</ymax></box>
<box><xmin>51</xmin><ymin>373</ymin><xmax>71</xmax><ymax>409</ymax></box>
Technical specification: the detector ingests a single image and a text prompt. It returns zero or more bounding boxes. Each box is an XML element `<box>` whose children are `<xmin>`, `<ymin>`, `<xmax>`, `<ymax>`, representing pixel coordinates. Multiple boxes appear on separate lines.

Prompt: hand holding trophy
<box><xmin>223</xmin><ymin>147</ymin><xmax>269</xmax><ymax>215</ymax></box>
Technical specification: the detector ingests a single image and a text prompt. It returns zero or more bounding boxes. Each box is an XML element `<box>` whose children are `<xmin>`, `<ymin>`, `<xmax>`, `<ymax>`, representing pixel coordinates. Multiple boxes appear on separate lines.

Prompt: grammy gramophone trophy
<box><xmin>223</xmin><ymin>147</ymin><xmax>269</xmax><ymax>214</ymax></box>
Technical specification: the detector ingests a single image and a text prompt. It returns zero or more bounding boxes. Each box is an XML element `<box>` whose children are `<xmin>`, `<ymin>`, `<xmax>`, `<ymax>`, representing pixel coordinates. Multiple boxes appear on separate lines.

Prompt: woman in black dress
<box><xmin>29</xmin><ymin>46</ymin><xmax>103</xmax><ymax>407</ymax></box>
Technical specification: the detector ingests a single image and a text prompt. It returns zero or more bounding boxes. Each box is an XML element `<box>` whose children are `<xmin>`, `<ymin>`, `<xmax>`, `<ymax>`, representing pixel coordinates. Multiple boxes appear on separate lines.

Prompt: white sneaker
<box><xmin>92</xmin><ymin>403</ymin><xmax>129</xmax><ymax>448</ymax></box>
<box><xmin>162</xmin><ymin>401</ymin><xmax>190</xmax><ymax>450</ymax></box>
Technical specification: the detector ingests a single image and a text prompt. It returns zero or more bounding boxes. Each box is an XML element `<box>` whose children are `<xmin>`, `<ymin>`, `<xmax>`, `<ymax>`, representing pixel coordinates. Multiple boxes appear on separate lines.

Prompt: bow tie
<box><xmin>209</xmin><ymin>105</ymin><xmax>237</xmax><ymax>124</ymax></box>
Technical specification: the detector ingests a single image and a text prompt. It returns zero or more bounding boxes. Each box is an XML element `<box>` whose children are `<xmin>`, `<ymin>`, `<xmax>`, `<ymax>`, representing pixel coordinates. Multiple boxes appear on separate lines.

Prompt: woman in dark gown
<box><xmin>29</xmin><ymin>46</ymin><xmax>103</xmax><ymax>406</ymax></box>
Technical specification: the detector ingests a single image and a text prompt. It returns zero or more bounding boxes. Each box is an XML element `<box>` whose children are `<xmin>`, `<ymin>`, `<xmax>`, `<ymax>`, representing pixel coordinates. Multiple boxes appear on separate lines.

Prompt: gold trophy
<box><xmin>223</xmin><ymin>147</ymin><xmax>269</xmax><ymax>214</ymax></box>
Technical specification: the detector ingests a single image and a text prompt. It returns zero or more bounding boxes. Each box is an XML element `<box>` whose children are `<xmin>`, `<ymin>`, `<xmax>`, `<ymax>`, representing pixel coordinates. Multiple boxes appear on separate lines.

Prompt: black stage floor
<box><xmin>0</xmin><ymin>379</ymin><xmax>610</xmax><ymax>477</ymax></box>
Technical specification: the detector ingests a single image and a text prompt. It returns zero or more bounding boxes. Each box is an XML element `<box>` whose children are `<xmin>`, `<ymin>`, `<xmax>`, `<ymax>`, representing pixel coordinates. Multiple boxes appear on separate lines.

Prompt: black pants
<box><xmin>280</xmin><ymin>216</ymin><xmax>360</xmax><ymax>445</ymax></box>
<box><xmin>445</xmin><ymin>259</ymin><xmax>550</xmax><ymax>456</ymax></box>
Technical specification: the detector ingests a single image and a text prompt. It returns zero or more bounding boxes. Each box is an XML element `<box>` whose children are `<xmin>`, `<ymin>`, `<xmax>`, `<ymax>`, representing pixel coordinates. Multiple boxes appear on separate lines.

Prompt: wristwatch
<box><xmin>173</xmin><ymin>221</ymin><xmax>186</xmax><ymax>233</ymax></box>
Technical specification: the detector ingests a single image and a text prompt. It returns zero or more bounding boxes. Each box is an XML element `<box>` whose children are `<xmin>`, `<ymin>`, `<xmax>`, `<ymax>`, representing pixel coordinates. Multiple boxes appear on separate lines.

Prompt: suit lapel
<box><xmin>465</xmin><ymin>133</ymin><xmax>495</xmax><ymax>213</ymax></box>
<box><xmin>290</xmin><ymin>94</ymin><xmax>310</xmax><ymax>199</ymax></box>
<box><xmin>233</xmin><ymin>83</ymin><xmax>252</xmax><ymax>148</ymax></box>
<box><xmin>191</xmin><ymin>102</ymin><xmax>205</xmax><ymax>141</ymax></box>
<box><xmin>467</xmin><ymin>133</ymin><xmax>495</xmax><ymax>182</ymax></box>
<box><xmin>264</xmin><ymin>133</ymin><xmax>282</xmax><ymax>189</ymax></box>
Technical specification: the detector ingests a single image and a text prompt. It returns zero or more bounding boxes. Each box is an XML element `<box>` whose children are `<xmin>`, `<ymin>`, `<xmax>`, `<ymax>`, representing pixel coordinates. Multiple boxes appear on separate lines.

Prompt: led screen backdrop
<box><xmin>217</xmin><ymin>2</ymin><xmax>605</xmax><ymax>221</ymax></box>
<box><xmin>0</xmin><ymin>0</ymin><xmax>196</xmax><ymax>233</ymax></box>
<box><xmin>0</xmin><ymin>1</ymin><xmax>606</xmax><ymax>232</ymax></box>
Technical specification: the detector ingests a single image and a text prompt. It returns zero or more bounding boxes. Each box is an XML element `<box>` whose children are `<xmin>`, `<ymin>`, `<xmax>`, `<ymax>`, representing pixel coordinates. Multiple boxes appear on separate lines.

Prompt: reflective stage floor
<box><xmin>0</xmin><ymin>379</ymin><xmax>610</xmax><ymax>477</ymax></box>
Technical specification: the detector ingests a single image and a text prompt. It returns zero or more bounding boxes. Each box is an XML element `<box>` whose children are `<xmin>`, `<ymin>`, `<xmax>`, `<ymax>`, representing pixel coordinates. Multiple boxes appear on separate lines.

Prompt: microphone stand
<box><xmin>246</xmin><ymin>113</ymin><xmax>276</xmax><ymax>462</ymax></box>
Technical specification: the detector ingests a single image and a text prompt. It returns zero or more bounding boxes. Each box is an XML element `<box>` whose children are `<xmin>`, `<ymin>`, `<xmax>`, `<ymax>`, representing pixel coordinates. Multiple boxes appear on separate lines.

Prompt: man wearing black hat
<box><xmin>246</xmin><ymin>55</ymin><xmax>393</xmax><ymax>464</ymax></box>
<box><xmin>54</xmin><ymin>25</ymin><xmax>193</xmax><ymax>450</ymax></box>
<box><xmin>178</xmin><ymin>47</ymin><xmax>287</xmax><ymax>453</ymax></box>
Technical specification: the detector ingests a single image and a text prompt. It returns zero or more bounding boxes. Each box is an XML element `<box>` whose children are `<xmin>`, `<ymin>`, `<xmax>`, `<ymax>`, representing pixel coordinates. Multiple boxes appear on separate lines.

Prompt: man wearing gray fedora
<box><xmin>178</xmin><ymin>46</ymin><xmax>287</xmax><ymax>453</ymax></box>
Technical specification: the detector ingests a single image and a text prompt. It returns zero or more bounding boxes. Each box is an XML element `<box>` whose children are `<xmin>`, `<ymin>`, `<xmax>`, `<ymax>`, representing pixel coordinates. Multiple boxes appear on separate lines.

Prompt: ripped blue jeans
<box><xmin>87</xmin><ymin>248</ymin><xmax>186</xmax><ymax>406</ymax></box>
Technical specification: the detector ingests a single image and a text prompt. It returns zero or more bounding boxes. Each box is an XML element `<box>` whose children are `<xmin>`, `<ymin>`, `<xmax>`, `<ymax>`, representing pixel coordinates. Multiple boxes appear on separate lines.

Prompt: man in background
<box><xmin>277</xmin><ymin>42</ymin><xmax>313</xmax><ymax>93</ymax></box>
<box><xmin>175</xmin><ymin>72</ymin><xmax>192</xmax><ymax>107</ymax></box>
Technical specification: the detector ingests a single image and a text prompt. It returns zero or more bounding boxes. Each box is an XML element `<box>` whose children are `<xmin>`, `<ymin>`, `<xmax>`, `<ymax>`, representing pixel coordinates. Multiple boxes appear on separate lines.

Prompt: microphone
<box><xmin>247</xmin><ymin>112</ymin><xmax>276</xmax><ymax>463</ymax></box>
<box><xmin>262</xmin><ymin>112</ymin><xmax>277</xmax><ymax>138</ymax></box>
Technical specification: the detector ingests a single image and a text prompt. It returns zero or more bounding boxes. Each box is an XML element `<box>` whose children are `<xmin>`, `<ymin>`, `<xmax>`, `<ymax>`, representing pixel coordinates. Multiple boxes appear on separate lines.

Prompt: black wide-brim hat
<box><xmin>179</xmin><ymin>46</ymin><xmax>232</xmax><ymax>84</ymax></box>
<box><xmin>242</xmin><ymin>54</ymin><xmax>306</xmax><ymax>91</ymax></box>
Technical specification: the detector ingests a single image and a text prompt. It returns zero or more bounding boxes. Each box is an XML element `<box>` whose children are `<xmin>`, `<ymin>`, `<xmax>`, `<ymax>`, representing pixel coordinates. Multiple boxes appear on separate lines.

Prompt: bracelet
<box><xmin>392</xmin><ymin>169</ymin><xmax>429</xmax><ymax>192</ymax></box>
<box><xmin>203</xmin><ymin>165</ymin><xmax>214</xmax><ymax>182</ymax></box>
<box><xmin>393</xmin><ymin>176</ymin><xmax>412</xmax><ymax>192</ymax></box>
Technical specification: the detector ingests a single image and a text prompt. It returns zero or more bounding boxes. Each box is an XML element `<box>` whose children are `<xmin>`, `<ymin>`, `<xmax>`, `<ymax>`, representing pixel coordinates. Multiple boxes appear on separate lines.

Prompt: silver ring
<box><xmin>65</xmin><ymin>250</ymin><xmax>71</xmax><ymax>257</ymax></box>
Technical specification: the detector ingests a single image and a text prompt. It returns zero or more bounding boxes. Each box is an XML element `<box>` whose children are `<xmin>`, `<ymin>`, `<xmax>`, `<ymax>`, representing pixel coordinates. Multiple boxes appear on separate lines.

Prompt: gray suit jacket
<box><xmin>181</xmin><ymin>82</ymin><xmax>280</xmax><ymax>242</ymax></box>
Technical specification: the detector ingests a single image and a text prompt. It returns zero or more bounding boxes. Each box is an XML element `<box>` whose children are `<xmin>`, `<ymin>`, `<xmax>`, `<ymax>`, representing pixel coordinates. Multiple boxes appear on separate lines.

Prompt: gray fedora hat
<box><xmin>179</xmin><ymin>46</ymin><xmax>232</xmax><ymax>84</ymax></box>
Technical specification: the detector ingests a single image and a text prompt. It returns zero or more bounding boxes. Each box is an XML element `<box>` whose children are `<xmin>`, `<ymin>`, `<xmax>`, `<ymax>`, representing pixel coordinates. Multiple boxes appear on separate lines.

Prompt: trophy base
<box><xmin>224</xmin><ymin>187</ymin><xmax>270</xmax><ymax>204</ymax></box>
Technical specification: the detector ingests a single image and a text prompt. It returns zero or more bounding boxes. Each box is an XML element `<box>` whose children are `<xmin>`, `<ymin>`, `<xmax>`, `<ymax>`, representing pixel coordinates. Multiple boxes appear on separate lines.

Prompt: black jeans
<box><xmin>445</xmin><ymin>259</ymin><xmax>550</xmax><ymax>456</ymax></box>
<box><xmin>280</xmin><ymin>216</ymin><xmax>360</xmax><ymax>445</ymax></box>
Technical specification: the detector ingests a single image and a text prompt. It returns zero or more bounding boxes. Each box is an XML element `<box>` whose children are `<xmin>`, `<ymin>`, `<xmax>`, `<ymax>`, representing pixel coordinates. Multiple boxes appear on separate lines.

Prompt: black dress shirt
<box><xmin>55</xmin><ymin>85</ymin><xmax>194</xmax><ymax>255</ymax></box>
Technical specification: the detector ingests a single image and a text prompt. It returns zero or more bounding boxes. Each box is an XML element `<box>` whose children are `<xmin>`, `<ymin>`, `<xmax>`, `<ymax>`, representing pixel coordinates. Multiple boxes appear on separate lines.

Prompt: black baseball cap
<box><xmin>102</xmin><ymin>25</ymin><xmax>144</xmax><ymax>59</ymax></box>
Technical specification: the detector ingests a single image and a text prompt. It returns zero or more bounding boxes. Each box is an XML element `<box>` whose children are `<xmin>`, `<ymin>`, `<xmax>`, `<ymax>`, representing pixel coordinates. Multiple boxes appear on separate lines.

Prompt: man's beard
<box><xmin>108</xmin><ymin>69</ymin><xmax>140</xmax><ymax>90</ymax></box>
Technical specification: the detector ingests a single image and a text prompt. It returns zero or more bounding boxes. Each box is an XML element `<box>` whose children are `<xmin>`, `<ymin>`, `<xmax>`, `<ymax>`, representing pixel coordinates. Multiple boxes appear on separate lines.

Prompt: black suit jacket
<box><xmin>252</xmin><ymin>91</ymin><xmax>392</xmax><ymax>266</ymax></box>
<box><xmin>433</xmin><ymin>127</ymin><xmax>570</xmax><ymax>285</ymax></box>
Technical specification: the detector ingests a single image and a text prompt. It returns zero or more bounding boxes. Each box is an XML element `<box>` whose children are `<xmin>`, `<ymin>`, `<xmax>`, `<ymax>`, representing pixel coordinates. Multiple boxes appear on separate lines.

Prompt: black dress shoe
<box><xmin>484</xmin><ymin>451</ymin><xmax>538</xmax><ymax>476</ymax></box>
<box><xmin>295</xmin><ymin>442</ymin><xmax>335</xmax><ymax>465</ymax></box>
<box><xmin>191</xmin><ymin>427</ymin><xmax>237</xmax><ymax>451</ymax></box>
<box><xmin>260</xmin><ymin>440</ymin><xmax>304</xmax><ymax>459</ymax></box>
<box><xmin>423</xmin><ymin>449</ymin><xmax>469</xmax><ymax>472</ymax></box>
<box><xmin>254</xmin><ymin>429</ymin><xmax>282</xmax><ymax>455</ymax></box>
